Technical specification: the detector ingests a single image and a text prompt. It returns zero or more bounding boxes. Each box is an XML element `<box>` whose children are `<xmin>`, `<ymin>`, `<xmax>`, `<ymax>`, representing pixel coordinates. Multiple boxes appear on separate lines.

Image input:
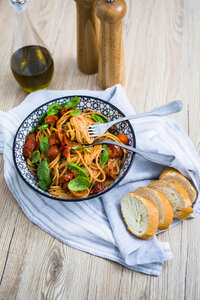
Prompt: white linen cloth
<box><xmin>0</xmin><ymin>84</ymin><xmax>200</xmax><ymax>276</ymax></box>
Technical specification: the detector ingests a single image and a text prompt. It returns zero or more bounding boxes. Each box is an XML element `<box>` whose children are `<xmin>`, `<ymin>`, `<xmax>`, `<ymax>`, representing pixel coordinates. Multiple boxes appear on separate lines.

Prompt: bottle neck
<box><xmin>13</xmin><ymin>7</ymin><xmax>44</xmax><ymax>53</ymax></box>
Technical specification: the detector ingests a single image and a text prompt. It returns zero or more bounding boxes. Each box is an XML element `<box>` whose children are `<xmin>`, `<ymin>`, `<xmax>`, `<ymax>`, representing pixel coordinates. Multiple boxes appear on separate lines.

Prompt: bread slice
<box><xmin>135</xmin><ymin>187</ymin><xmax>173</xmax><ymax>230</ymax></box>
<box><xmin>160</xmin><ymin>168</ymin><xmax>197</xmax><ymax>203</ymax></box>
<box><xmin>148</xmin><ymin>180</ymin><xmax>193</xmax><ymax>219</ymax></box>
<box><xmin>121</xmin><ymin>192</ymin><xmax>159</xmax><ymax>239</ymax></box>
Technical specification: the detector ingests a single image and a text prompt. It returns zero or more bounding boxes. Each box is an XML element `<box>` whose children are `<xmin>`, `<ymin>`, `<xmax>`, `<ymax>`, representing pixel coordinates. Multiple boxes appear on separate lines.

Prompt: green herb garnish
<box><xmin>31</xmin><ymin>150</ymin><xmax>40</xmax><ymax>163</ymax></box>
<box><xmin>40</xmin><ymin>137</ymin><xmax>49</xmax><ymax>153</ymax></box>
<box><xmin>92</xmin><ymin>114</ymin><xmax>107</xmax><ymax>123</ymax></box>
<box><xmin>38</xmin><ymin>124</ymin><xmax>49</xmax><ymax>130</ymax></box>
<box><xmin>37</xmin><ymin>159</ymin><xmax>51</xmax><ymax>191</ymax></box>
<box><xmin>68</xmin><ymin>176</ymin><xmax>90</xmax><ymax>191</ymax></box>
<box><xmin>29</xmin><ymin>127</ymin><xmax>36</xmax><ymax>134</ymax></box>
<box><xmin>63</xmin><ymin>96</ymin><xmax>80</xmax><ymax>108</ymax></box>
<box><xmin>47</xmin><ymin>103</ymin><xmax>61</xmax><ymax>116</ymax></box>
<box><xmin>101</xmin><ymin>145</ymin><xmax>107</xmax><ymax>151</ymax></box>
<box><xmin>72</xmin><ymin>145</ymin><xmax>91</xmax><ymax>153</ymax></box>
<box><xmin>37</xmin><ymin>112</ymin><xmax>47</xmax><ymax>125</ymax></box>
<box><xmin>85</xmin><ymin>148</ymin><xmax>91</xmax><ymax>153</ymax></box>
<box><xmin>100</xmin><ymin>145</ymin><xmax>109</xmax><ymax>165</ymax></box>
<box><xmin>70</xmin><ymin>109</ymin><xmax>81</xmax><ymax>117</ymax></box>
<box><xmin>71</xmin><ymin>146</ymin><xmax>82</xmax><ymax>150</ymax></box>
<box><xmin>67</xmin><ymin>162</ymin><xmax>88</xmax><ymax>178</ymax></box>
<box><xmin>38</xmin><ymin>181</ymin><xmax>50</xmax><ymax>191</ymax></box>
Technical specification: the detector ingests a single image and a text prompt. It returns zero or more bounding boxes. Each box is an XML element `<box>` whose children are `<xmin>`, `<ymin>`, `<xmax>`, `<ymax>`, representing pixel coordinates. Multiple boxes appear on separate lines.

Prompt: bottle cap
<box><xmin>9</xmin><ymin>0</ymin><xmax>29</xmax><ymax>12</ymax></box>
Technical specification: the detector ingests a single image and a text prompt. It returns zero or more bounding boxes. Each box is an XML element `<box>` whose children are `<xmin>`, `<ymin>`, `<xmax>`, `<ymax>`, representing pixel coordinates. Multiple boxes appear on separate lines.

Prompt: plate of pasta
<box><xmin>13</xmin><ymin>95</ymin><xmax>136</xmax><ymax>201</ymax></box>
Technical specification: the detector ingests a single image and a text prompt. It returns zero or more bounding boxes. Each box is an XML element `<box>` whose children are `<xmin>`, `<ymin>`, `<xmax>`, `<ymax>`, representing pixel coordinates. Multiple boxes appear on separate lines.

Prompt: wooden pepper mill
<box><xmin>74</xmin><ymin>0</ymin><xmax>99</xmax><ymax>74</ymax></box>
<box><xmin>96</xmin><ymin>0</ymin><xmax>127</xmax><ymax>89</ymax></box>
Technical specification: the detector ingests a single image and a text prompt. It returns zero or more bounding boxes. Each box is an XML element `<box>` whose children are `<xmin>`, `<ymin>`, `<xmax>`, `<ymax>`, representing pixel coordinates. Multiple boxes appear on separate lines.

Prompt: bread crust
<box><xmin>169</xmin><ymin>182</ymin><xmax>193</xmax><ymax>218</ymax></box>
<box><xmin>148</xmin><ymin>180</ymin><xmax>193</xmax><ymax>219</ymax></box>
<box><xmin>135</xmin><ymin>187</ymin><xmax>173</xmax><ymax>230</ymax></box>
<box><xmin>160</xmin><ymin>168</ymin><xmax>197</xmax><ymax>203</ymax></box>
<box><xmin>155</xmin><ymin>190</ymin><xmax>173</xmax><ymax>229</ymax></box>
<box><xmin>121</xmin><ymin>192</ymin><xmax>159</xmax><ymax>240</ymax></box>
<box><xmin>175</xmin><ymin>207</ymin><xmax>194</xmax><ymax>219</ymax></box>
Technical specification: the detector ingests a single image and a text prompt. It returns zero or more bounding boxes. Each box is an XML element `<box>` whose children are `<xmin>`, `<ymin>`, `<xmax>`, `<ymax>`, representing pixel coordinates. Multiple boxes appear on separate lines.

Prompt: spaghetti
<box><xmin>23</xmin><ymin>99</ymin><xmax>129</xmax><ymax>199</ymax></box>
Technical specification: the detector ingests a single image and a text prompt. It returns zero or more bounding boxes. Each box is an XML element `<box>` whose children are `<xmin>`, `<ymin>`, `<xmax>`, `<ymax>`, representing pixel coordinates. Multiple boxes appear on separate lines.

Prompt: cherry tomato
<box><xmin>60</xmin><ymin>146</ymin><xmax>72</xmax><ymax>158</ymax></box>
<box><xmin>107</xmin><ymin>145</ymin><xmax>123</xmax><ymax>158</ymax></box>
<box><xmin>117</xmin><ymin>133</ymin><xmax>129</xmax><ymax>145</ymax></box>
<box><xmin>58</xmin><ymin>128</ymin><xmax>66</xmax><ymax>146</ymax></box>
<box><xmin>92</xmin><ymin>182</ymin><xmax>106</xmax><ymax>194</ymax></box>
<box><xmin>34</xmin><ymin>140</ymin><xmax>40</xmax><ymax>150</ymax></box>
<box><xmin>26</xmin><ymin>133</ymin><xmax>36</xmax><ymax>142</ymax></box>
<box><xmin>62</xmin><ymin>182</ymin><xmax>70</xmax><ymax>192</ymax></box>
<box><xmin>23</xmin><ymin>133</ymin><xmax>37</xmax><ymax>158</ymax></box>
<box><xmin>49</xmin><ymin>137</ymin><xmax>60</xmax><ymax>147</ymax></box>
<box><xmin>45</xmin><ymin>115</ymin><xmax>59</xmax><ymax>125</ymax></box>
<box><xmin>106</xmin><ymin>164</ymin><xmax>116</xmax><ymax>180</ymax></box>
<box><xmin>60</xmin><ymin>107</ymin><xmax>73</xmax><ymax>116</ymax></box>
<box><xmin>59</xmin><ymin>173</ymin><xmax>74</xmax><ymax>184</ymax></box>
<box><xmin>69</xmin><ymin>189</ymin><xmax>88</xmax><ymax>198</ymax></box>
<box><xmin>46</xmin><ymin>145</ymin><xmax>60</xmax><ymax>161</ymax></box>
<box><xmin>23</xmin><ymin>145</ymin><xmax>33</xmax><ymax>158</ymax></box>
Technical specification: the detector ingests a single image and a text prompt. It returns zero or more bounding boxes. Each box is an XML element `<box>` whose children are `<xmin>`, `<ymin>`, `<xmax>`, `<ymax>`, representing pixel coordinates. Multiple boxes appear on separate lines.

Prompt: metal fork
<box><xmin>85</xmin><ymin>140</ymin><xmax>175</xmax><ymax>165</ymax></box>
<box><xmin>88</xmin><ymin>100</ymin><xmax>182</xmax><ymax>137</ymax></box>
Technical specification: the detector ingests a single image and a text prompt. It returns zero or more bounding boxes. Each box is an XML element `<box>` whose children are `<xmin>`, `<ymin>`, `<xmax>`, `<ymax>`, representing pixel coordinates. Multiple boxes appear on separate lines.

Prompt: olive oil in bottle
<box><xmin>9</xmin><ymin>0</ymin><xmax>54</xmax><ymax>92</ymax></box>
<box><xmin>11</xmin><ymin>45</ymin><xmax>54</xmax><ymax>93</ymax></box>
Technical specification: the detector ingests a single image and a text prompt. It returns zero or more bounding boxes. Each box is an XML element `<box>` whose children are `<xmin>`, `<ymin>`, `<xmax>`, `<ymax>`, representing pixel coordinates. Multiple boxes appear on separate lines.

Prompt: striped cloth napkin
<box><xmin>0</xmin><ymin>85</ymin><xmax>200</xmax><ymax>276</ymax></box>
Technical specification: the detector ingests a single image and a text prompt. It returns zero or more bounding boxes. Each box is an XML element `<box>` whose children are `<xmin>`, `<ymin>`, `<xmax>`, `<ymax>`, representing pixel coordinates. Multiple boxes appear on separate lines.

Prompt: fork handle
<box><xmin>108</xmin><ymin>100</ymin><xmax>182</xmax><ymax>127</ymax></box>
<box><xmin>96</xmin><ymin>140</ymin><xmax>175</xmax><ymax>165</ymax></box>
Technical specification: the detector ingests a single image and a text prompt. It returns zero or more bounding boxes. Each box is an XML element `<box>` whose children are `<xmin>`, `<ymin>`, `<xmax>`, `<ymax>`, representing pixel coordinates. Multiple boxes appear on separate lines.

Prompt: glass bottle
<box><xmin>9</xmin><ymin>0</ymin><xmax>54</xmax><ymax>93</ymax></box>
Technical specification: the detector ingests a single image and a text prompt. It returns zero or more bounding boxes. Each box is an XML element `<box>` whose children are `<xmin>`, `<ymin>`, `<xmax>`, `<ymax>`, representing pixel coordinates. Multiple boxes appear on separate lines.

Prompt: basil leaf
<box><xmin>37</xmin><ymin>159</ymin><xmax>51</xmax><ymax>190</ymax></box>
<box><xmin>67</xmin><ymin>162</ymin><xmax>88</xmax><ymax>178</ymax></box>
<box><xmin>31</xmin><ymin>150</ymin><xmax>40</xmax><ymax>163</ymax></box>
<box><xmin>70</xmin><ymin>109</ymin><xmax>81</xmax><ymax>117</ymax></box>
<box><xmin>29</xmin><ymin>127</ymin><xmax>36</xmax><ymax>134</ymax></box>
<box><xmin>92</xmin><ymin>114</ymin><xmax>107</xmax><ymax>123</ymax></box>
<box><xmin>71</xmin><ymin>146</ymin><xmax>82</xmax><ymax>150</ymax></box>
<box><xmin>47</xmin><ymin>103</ymin><xmax>61</xmax><ymax>116</ymax></box>
<box><xmin>63</xmin><ymin>96</ymin><xmax>80</xmax><ymax>108</ymax></box>
<box><xmin>85</xmin><ymin>148</ymin><xmax>91</xmax><ymax>154</ymax></box>
<box><xmin>38</xmin><ymin>112</ymin><xmax>47</xmax><ymax>125</ymax></box>
<box><xmin>40</xmin><ymin>137</ymin><xmax>49</xmax><ymax>153</ymax></box>
<box><xmin>68</xmin><ymin>176</ymin><xmax>90</xmax><ymax>191</ymax></box>
<box><xmin>38</xmin><ymin>180</ymin><xmax>49</xmax><ymax>191</ymax></box>
<box><xmin>71</xmin><ymin>146</ymin><xmax>92</xmax><ymax>154</ymax></box>
<box><xmin>101</xmin><ymin>145</ymin><xmax>107</xmax><ymax>151</ymax></box>
<box><xmin>100</xmin><ymin>149</ymin><xmax>109</xmax><ymax>166</ymax></box>
<box><xmin>38</xmin><ymin>124</ymin><xmax>49</xmax><ymax>130</ymax></box>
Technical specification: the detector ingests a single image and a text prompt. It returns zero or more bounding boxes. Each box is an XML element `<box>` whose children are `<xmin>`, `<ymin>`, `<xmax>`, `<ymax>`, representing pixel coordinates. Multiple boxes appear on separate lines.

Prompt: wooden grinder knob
<box><xmin>96</xmin><ymin>0</ymin><xmax>127</xmax><ymax>89</ymax></box>
<box><xmin>74</xmin><ymin>0</ymin><xmax>99</xmax><ymax>74</ymax></box>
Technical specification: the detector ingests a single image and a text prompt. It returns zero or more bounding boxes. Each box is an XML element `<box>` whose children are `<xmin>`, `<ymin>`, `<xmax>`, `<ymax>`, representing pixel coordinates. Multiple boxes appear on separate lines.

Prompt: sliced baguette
<box><xmin>135</xmin><ymin>186</ymin><xmax>173</xmax><ymax>230</ymax></box>
<box><xmin>148</xmin><ymin>180</ymin><xmax>193</xmax><ymax>219</ymax></box>
<box><xmin>160</xmin><ymin>168</ymin><xmax>197</xmax><ymax>203</ymax></box>
<box><xmin>121</xmin><ymin>192</ymin><xmax>159</xmax><ymax>239</ymax></box>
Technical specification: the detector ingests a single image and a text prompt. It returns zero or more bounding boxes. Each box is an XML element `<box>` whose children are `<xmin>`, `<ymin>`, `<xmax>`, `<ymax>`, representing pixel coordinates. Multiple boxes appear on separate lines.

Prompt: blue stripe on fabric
<box><xmin>11</xmin><ymin>174</ymin><xmax>116</xmax><ymax>253</ymax></box>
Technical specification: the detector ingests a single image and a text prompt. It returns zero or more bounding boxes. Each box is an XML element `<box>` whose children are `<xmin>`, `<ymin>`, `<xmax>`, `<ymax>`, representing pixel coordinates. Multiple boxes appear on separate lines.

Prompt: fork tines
<box><xmin>88</xmin><ymin>125</ymin><xmax>98</xmax><ymax>137</ymax></box>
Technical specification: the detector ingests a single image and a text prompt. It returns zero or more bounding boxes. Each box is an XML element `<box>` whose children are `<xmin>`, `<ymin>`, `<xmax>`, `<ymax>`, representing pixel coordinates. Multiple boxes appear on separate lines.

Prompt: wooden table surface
<box><xmin>0</xmin><ymin>0</ymin><xmax>200</xmax><ymax>299</ymax></box>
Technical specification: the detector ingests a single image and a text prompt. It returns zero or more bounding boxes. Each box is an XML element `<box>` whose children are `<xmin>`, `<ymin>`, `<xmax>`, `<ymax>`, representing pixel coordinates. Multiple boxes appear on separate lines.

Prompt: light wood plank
<box><xmin>0</xmin><ymin>0</ymin><xmax>200</xmax><ymax>299</ymax></box>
